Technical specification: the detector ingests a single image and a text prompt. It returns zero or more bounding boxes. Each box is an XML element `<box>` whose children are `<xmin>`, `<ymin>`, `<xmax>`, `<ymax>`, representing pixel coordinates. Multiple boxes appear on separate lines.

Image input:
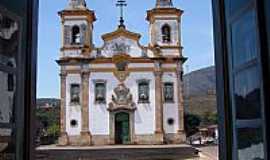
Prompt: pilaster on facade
<box><xmin>154</xmin><ymin>61</ymin><xmax>164</xmax><ymax>144</ymax></box>
<box><xmin>58</xmin><ymin>71</ymin><xmax>69</xmax><ymax>146</ymax></box>
<box><xmin>176</xmin><ymin>61</ymin><xmax>186</xmax><ymax>142</ymax></box>
<box><xmin>80</xmin><ymin>70</ymin><xmax>92</xmax><ymax>145</ymax></box>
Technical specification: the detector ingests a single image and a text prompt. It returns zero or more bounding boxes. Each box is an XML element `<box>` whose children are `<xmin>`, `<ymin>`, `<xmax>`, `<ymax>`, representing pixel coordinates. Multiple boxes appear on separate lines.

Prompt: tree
<box><xmin>203</xmin><ymin>112</ymin><xmax>218</xmax><ymax>125</ymax></box>
<box><xmin>184</xmin><ymin>114</ymin><xmax>201</xmax><ymax>137</ymax></box>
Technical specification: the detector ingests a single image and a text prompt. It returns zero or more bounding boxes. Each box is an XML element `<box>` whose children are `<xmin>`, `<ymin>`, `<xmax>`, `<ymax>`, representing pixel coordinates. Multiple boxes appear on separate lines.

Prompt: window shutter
<box><xmin>80</xmin><ymin>24</ymin><xmax>87</xmax><ymax>45</ymax></box>
<box><xmin>64</xmin><ymin>25</ymin><xmax>71</xmax><ymax>45</ymax></box>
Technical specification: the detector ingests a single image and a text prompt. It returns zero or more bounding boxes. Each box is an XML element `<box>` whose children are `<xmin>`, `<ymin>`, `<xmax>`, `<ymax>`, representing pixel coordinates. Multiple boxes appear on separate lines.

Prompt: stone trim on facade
<box><xmin>154</xmin><ymin>61</ymin><xmax>164</xmax><ymax>144</ymax></box>
<box><xmin>58</xmin><ymin>71</ymin><xmax>69</xmax><ymax>146</ymax></box>
<box><xmin>80</xmin><ymin>70</ymin><xmax>92</xmax><ymax>145</ymax></box>
<box><xmin>64</xmin><ymin>133</ymin><xmax>186</xmax><ymax>146</ymax></box>
<box><xmin>176</xmin><ymin>62</ymin><xmax>185</xmax><ymax>133</ymax></box>
<box><xmin>109</xmin><ymin>110</ymin><xmax>136</xmax><ymax>145</ymax></box>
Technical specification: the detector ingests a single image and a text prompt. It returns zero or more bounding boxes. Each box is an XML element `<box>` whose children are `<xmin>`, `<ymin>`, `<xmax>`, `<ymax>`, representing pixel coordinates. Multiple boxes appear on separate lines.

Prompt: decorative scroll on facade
<box><xmin>108</xmin><ymin>84</ymin><xmax>136</xmax><ymax>112</ymax></box>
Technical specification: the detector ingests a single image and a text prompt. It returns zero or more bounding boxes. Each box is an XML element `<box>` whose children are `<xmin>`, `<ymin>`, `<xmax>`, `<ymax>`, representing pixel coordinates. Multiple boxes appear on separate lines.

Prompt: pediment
<box><xmin>90</xmin><ymin>27</ymin><xmax>156</xmax><ymax>58</ymax></box>
<box><xmin>101</xmin><ymin>27</ymin><xmax>141</xmax><ymax>42</ymax></box>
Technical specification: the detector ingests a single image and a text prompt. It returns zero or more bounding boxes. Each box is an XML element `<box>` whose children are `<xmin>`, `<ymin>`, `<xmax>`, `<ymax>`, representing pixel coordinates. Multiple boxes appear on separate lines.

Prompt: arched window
<box><xmin>7</xmin><ymin>62</ymin><xmax>14</xmax><ymax>92</ymax></box>
<box><xmin>72</xmin><ymin>25</ymin><xmax>80</xmax><ymax>44</ymax></box>
<box><xmin>162</xmin><ymin>24</ymin><xmax>171</xmax><ymax>43</ymax></box>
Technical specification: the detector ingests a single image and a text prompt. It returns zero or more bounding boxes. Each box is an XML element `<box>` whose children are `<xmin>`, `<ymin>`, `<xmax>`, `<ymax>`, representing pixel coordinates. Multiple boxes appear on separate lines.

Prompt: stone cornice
<box><xmin>58</xmin><ymin>9</ymin><xmax>96</xmax><ymax>23</ymax></box>
<box><xmin>146</xmin><ymin>8</ymin><xmax>183</xmax><ymax>23</ymax></box>
<box><xmin>56</xmin><ymin>56</ymin><xmax>186</xmax><ymax>65</ymax></box>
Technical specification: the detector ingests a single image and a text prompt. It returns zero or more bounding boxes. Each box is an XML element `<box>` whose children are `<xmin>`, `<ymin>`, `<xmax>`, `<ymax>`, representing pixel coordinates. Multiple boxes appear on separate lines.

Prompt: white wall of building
<box><xmin>66</xmin><ymin>74</ymin><xmax>82</xmax><ymax>136</ymax></box>
<box><xmin>89</xmin><ymin>71</ymin><xmax>156</xmax><ymax>135</ymax></box>
<box><xmin>89</xmin><ymin>72</ymin><xmax>118</xmax><ymax>135</ymax></box>
<box><xmin>125</xmin><ymin>72</ymin><xmax>156</xmax><ymax>135</ymax></box>
<box><xmin>162</xmin><ymin>72</ymin><xmax>179</xmax><ymax>134</ymax></box>
<box><xmin>150</xmin><ymin>19</ymin><xmax>179</xmax><ymax>47</ymax></box>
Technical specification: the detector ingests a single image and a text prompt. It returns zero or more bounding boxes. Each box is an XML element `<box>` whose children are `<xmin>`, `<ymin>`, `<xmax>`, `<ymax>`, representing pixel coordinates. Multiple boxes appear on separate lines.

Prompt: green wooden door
<box><xmin>115</xmin><ymin>112</ymin><xmax>130</xmax><ymax>144</ymax></box>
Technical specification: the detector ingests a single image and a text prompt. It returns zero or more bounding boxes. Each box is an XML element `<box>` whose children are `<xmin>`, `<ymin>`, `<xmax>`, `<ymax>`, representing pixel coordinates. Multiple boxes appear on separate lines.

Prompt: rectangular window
<box><xmin>95</xmin><ymin>82</ymin><xmax>106</xmax><ymax>104</ymax></box>
<box><xmin>70</xmin><ymin>84</ymin><xmax>80</xmax><ymax>104</ymax></box>
<box><xmin>138</xmin><ymin>81</ymin><xmax>150</xmax><ymax>103</ymax></box>
<box><xmin>229</xmin><ymin>8</ymin><xmax>265</xmax><ymax>159</ymax></box>
<box><xmin>164</xmin><ymin>82</ymin><xmax>174</xmax><ymax>103</ymax></box>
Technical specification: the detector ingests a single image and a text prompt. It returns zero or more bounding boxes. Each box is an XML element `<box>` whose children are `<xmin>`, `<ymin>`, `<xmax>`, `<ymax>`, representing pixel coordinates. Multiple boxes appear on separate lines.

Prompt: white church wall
<box><xmin>162</xmin><ymin>72</ymin><xmax>179</xmax><ymax>134</ymax></box>
<box><xmin>89</xmin><ymin>73</ymin><xmax>119</xmax><ymax>135</ymax></box>
<box><xmin>90</xmin><ymin>64</ymin><xmax>115</xmax><ymax>69</ymax></box>
<box><xmin>125</xmin><ymin>72</ymin><xmax>156</xmax><ymax>135</ymax></box>
<box><xmin>162</xmin><ymin>63</ymin><xmax>177</xmax><ymax>68</ymax></box>
<box><xmin>61</xmin><ymin>50</ymin><xmax>83</xmax><ymax>57</ymax></box>
<box><xmin>128</xmin><ymin>63</ymin><xmax>154</xmax><ymax>68</ymax></box>
<box><xmin>64</xmin><ymin>19</ymin><xmax>87</xmax><ymax>26</ymax></box>
<box><xmin>61</xmin><ymin>19</ymin><xmax>89</xmax><ymax>58</ymax></box>
<box><xmin>160</xmin><ymin>49</ymin><xmax>180</xmax><ymax>57</ymax></box>
<box><xmin>66</xmin><ymin>74</ymin><xmax>82</xmax><ymax>136</ymax></box>
<box><xmin>151</xmin><ymin>19</ymin><xmax>179</xmax><ymax>47</ymax></box>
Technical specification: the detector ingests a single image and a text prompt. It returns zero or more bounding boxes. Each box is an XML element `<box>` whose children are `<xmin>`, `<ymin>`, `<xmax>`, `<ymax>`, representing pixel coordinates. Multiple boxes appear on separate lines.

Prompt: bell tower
<box><xmin>156</xmin><ymin>0</ymin><xmax>173</xmax><ymax>7</ymax></box>
<box><xmin>58</xmin><ymin>0</ymin><xmax>96</xmax><ymax>57</ymax></box>
<box><xmin>147</xmin><ymin>0</ymin><xmax>183</xmax><ymax>57</ymax></box>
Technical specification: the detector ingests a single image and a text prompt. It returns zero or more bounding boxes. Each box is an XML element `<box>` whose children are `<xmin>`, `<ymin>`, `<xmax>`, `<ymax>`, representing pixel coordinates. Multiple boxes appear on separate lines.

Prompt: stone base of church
<box><xmin>91</xmin><ymin>135</ymin><xmax>110</xmax><ymax>145</ymax></box>
<box><xmin>61</xmin><ymin>132</ymin><xmax>186</xmax><ymax>146</ymax></box>
<box><xmin>79</xmin><ymin>131</ymin><xmax>92</xmax><ymax>146</ymax></box>
<box><xmin>58</xmin><ymin>132</ymin><xmax>69</xmax><ymax>146</ymax></box>
<box><xmin>164</xmin><ymin>132</ymin><xmax>186</xmax><ymax>144</ymax></box>
<box><xmin>65</xmin><ymin>132</ymin><xmax>92</xmax><ymax>146</ymax></box>
<box><xmin>134</xmin><ymin>134</ymin><xmax>163</xmax><ymax>145</ymax></box>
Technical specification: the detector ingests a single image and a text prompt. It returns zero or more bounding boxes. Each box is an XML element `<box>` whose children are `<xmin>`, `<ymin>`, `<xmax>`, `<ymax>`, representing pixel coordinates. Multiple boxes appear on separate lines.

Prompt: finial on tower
<box><xmin>116</xmin><ymin>0</ymin><xmax>127</xmax><ymax>29</ymax></box>
<box><xmin>68</xmin><ymin>0</ymin><xmax>87</xmax><ymax>9</ymax></box>
<box><xmin>156</xmin><ymin>0</ymin><xmax>173</xmax><ymax>8</ymax></box>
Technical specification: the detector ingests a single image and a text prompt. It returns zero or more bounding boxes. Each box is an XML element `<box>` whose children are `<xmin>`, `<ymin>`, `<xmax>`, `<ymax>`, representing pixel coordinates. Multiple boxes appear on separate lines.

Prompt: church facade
<box><xmin>58</xmin><ymin>0</ymin><xmax>187</xmax><ymax>146</ymax></box>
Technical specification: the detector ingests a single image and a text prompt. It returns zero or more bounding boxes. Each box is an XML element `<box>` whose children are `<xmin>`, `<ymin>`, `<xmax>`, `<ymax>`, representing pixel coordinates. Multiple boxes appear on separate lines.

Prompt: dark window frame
<box><xmin>213</xmin><ymin>0</ymin><xmax>270</xmax><ymax>159</ymax></box>
<box><xmin>137</xmin><ymin>80</ymin><xmax>150</xmax><ymax>104</ymax></box>
<box><xmin>94</xmin><ymin>80</ymin><xmax>107</xmax><ymax>104</ymax></box>
<box><xmin>70</xmin><ymin>83</ymin><xmax>81</xmax><ymax>105</ymax></box>
<box><xmin>163</xmin><ymin>82</ymin><xmax>174</xmax><ymax>103</ymax></box>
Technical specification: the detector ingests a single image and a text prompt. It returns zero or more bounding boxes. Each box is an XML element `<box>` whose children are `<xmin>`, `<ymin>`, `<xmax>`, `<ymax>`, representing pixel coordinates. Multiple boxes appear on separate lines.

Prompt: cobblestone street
<box><xmin>196</xmin><ymin>145</ymin><xmax>218</xmax><ymax>160</ymax></box>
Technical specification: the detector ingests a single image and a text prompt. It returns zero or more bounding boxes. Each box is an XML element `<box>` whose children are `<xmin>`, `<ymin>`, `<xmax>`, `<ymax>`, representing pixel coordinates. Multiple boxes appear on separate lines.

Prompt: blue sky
<box><xmin>37</xmin><ymin>0</ymin><xmax>214</xmax><ymax>98</ymax></box>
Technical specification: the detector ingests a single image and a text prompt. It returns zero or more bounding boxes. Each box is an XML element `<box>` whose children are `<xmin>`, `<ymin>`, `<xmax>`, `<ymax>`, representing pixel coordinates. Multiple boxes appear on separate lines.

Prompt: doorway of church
<box><xmin>115</xmin><ymin>112</ymin><xmax>130</xmax><ymax>144</ymax></box>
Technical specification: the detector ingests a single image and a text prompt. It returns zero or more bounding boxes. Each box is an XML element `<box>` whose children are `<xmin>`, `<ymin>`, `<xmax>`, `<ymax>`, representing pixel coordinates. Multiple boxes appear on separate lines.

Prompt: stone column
<box><xmin>58</xmin><ymin>71</ymin><xmax>69</xmax><ymax>146</ymax></box>
<box><xmin>176</xmin><ymin>62</ymin><xmax>186</xmax><ymax>142</ymax></box>
<box><xmin>80</xmin><ymin>70</ymin><xmax>92</xmax><ymax>145</ymax></box>
<box><xmin>154</xmin><ymin>61</ymin><xmax>164</xmax><ymax>144</ymax></box>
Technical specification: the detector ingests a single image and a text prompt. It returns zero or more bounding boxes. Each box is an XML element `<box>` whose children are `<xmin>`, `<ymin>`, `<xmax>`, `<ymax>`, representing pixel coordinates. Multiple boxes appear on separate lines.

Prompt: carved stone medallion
<box><xmin>108</xmin><ymin>84</ymin><xmax>136</xmax><ymax>112</ymax></box>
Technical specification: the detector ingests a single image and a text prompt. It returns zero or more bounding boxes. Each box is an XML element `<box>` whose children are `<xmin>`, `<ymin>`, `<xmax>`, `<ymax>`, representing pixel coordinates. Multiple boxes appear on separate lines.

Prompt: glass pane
<box><xmin>70</xmin><ymin>84</ymin><xmax>80</xmax><ymax>104</ymax></box>
<box><xmin>0</xmin><ymin>12</ymin><xmax>19</xmax><ymax>68</ymax></box>
<box><xmin>0</xmin><ymin>71</ymin><xmax>16</xmax><ymax>124</ymax></box>
<box><xmin>229</xmin><ymin>0</ymin><xmax>252</xmax><ymax>14</ymax></box>
<box><xmin>234</xmin><ymin>66</ymin><xmax>261</xmax><ymax>119</ymax></box>
<box><xmin>231</xmin><ymin>10</ymin><xmax>258</xmax><ymax>67</ymax></box>
<box><xmin>237</xmin><ymin>128</ymin><xmax>264</xmax><ymax>160</ymax></box>
<box><xmin>0</xmin><ymin>70</ymin><xmax>16</xmax><ymax>159</ymax></box>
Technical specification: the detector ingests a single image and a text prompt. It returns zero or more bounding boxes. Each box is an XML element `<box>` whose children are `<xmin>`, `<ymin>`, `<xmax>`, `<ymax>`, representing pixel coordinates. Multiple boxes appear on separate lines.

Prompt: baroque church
<box><xmin>58</xmin><ymin>0</ymin><xmax>187</xmax><ymax>146</ymax></box>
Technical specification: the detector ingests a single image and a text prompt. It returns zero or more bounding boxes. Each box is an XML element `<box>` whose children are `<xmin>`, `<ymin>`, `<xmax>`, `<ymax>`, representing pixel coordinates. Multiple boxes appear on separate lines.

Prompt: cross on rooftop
<box><xmin>116</xmin><ymin>0</ymin><xmax>127</xmax><ymax>28</ymax></box>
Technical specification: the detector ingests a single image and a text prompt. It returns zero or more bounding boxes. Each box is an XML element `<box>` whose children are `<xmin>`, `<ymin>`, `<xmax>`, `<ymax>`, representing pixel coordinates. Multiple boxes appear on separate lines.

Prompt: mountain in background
<box><xmin>183</xmin><ymin>66</ymin><xmax>216</xmax><ymax>97</ymax></box>
<box><xmin>183</xmin><ymin>66</ymin><xmax>217</xmax><ymax>123</ymax></box>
